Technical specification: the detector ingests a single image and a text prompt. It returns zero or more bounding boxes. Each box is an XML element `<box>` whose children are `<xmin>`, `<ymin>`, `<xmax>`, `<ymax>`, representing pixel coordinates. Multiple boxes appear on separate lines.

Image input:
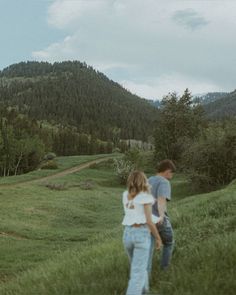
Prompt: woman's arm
<box><xmin>157</xmin><ymin>196</ymin><xmax>167</xmax><ymax>224</ymax></box>
<box><xmin>144</xmin><ymin>204</ymin><xmax>162</xmax><ymax>250</ymax></box>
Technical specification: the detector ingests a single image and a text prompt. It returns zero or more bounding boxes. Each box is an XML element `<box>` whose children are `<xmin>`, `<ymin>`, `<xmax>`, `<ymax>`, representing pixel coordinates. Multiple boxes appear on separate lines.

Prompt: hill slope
<box><xmin>0</xmin><ymin>157</ymin><xmax>234</xmax><ymax>295</ymax></box>
<box><xmin>193</xmin><ymin>92</ymin><xmax>228</xmax><ymax>105</ymax></box>
<box><xmin>203</xmin><ymin>90</ymin><xmax>236</xmax><ymax>119</ymax></box>
<box><xmin>0</xmin><ymin>61</ymin><xmax>159</xmax><ymax>141</ymax></box>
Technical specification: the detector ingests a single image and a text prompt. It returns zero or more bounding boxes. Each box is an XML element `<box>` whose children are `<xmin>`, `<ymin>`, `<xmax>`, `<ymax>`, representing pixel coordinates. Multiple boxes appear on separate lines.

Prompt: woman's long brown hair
<box><xmin>127</xmin><ymin>170</ymin><xmax>150</xmax><ymax>199</ymax></box>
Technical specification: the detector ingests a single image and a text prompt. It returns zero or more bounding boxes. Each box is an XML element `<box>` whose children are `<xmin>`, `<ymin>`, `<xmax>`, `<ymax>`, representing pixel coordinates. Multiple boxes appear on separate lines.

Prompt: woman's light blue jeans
<box><xmin>123</xmin><ymin>225</ymin><xmax>151</xmax><ymax>295</ymax></box>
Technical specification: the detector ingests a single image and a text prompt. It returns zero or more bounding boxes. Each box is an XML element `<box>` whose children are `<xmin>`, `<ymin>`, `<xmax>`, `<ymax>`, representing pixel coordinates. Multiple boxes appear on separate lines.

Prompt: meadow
<box><xmin>0</xmin><ymin>153</ymin><xmax>235</xmax><ymax>295</ymax></box>
<box><xmin>0</xmin><ymin>154</ymin><xmax>113</xmax><ymax>186</ymax></box>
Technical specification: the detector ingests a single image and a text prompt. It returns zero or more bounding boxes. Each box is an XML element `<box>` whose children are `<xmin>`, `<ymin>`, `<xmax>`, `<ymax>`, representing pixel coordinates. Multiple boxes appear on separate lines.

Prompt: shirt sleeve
<box><xmin>157</xmin><ymin>181</ymin><xmax>171</xmax><ymax>200</ymax></box>
<box><xmin>122</xmin><ymin>191</ymin><xmax>128</xmax><ymax>210</ymax></box>
<box><xmin>135</xmin><ymin>193</ymin><xmax>155</xmax><ymax>205</ymax></box>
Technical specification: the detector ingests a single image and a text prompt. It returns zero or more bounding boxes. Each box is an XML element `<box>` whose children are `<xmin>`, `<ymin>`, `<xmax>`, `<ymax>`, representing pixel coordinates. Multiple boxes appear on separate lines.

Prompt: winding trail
<box><xmin>0</xmin><ymin>156</ymin><xmax>114</xmax><ymax>188</ymax></box>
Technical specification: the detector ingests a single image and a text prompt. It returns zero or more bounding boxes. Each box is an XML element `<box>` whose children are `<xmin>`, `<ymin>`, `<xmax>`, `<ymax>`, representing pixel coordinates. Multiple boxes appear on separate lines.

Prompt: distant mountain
<box><xmin>203</xmin><ymin>90</ymin><xmax>236</xmax><ymax>119</ymax></box>
<box><xmin>193</xmin><ymin>92</ymin><xmax>228</xmax><ymax>105</ymax></box>
<box><xmin>147</xmin><ymin>99</ymin><xmax>161</xmax><ymax>109</ymax></box>
<box><xmin>0</xmin><ymin>61</ymin><xmax>159</xmax><ymax>141</ymax></box>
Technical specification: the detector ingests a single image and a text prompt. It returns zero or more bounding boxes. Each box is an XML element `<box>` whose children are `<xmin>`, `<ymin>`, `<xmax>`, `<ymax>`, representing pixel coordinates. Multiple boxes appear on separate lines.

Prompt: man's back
<box><xmin>148</xmin><ymin>175</ymin><xmax>171</xmax><ymax>217</ymax></box>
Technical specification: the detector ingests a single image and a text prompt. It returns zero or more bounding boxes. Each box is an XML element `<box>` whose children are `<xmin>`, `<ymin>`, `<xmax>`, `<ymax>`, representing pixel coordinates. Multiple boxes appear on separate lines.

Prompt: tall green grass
<box><xmin>0</xmin><ymin>156</ymin><xmax>123</xmax><ymax>283</ymax></box>
<box><xmin>0</xmin><ymin>154</ymin><xmax>115</xmax><ymax>185</ymax></box>
<box><xmin>0</xmin><ymin>155</ymin><xmax>235</xmax><ymax>294</ymax></box>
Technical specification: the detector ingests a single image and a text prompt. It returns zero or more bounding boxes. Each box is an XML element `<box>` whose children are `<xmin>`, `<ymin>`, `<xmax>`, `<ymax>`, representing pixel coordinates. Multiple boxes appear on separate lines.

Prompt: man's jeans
<box><xmin>123</xmin><ymin>225</ymin><xmax>151</xmax><ymax>295</ymax></box>
<box><xmin>147</xmin><ymin>216</ymin><xmax>174</xmax><ymax>273</ymax></box>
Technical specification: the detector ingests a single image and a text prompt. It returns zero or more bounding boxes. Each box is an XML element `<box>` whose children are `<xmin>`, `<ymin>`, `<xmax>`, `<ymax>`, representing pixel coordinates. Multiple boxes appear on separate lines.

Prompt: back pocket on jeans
<box><xmin>133</xmin><ymin>231</ymin><xmax>150</xmax><ymax>245</ymax></box>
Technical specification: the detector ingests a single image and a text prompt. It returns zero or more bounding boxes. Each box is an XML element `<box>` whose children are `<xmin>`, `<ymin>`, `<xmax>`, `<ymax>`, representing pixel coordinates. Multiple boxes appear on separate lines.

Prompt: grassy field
<box><xmin>0</xmin><ymin>154</ymin><xmax>114</xmax><ymax>185</ymax></box>
<box><xmin>0</xmin><ymin>153</ymin><xmax>235</xmax><ymax>294</ymax></box>
<box><xmin>0</xmin><ymin>155</ymin><xmax>122</xmax><ymax>283</ymax></box>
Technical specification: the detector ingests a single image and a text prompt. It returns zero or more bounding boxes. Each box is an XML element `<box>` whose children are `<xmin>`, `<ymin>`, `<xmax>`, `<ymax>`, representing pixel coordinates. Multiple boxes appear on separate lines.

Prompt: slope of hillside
<box><xmin>0</xmin><ymin>158</ymin><xmax>234</xmax><ymax>295</ymax></box>
<box><xmin>0</xmin><ymin>61</ymin><xmax>159</xmax><ymax>141</ymax></box>
<box><xmin>193</xmin><ymin>92</ymin><xmax>228</xmax><ymax>105</ymax></box>
<box><xmin>203</xmin><ymin>90</ymin><xmax>236</xmax><ymax>118</ymax></box>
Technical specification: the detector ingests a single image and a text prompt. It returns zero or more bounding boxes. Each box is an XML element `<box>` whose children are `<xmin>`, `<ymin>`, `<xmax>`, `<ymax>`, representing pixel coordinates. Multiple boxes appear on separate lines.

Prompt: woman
<box><xmin>122</xmin><ymin>170</ymin><xmax>162</xmax><ymax>295</ymax></box>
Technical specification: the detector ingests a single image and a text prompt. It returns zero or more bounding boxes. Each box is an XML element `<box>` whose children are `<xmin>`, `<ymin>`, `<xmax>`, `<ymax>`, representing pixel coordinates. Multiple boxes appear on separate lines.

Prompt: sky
<box><xmin>0</xmin><ymin>0</ymin><xmax>236</xmax><ymax>100</ymax></box>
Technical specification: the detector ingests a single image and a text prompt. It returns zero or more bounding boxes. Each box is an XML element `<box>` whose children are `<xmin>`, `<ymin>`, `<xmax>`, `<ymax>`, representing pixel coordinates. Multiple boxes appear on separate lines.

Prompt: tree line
<box><xmin>0</xmin><ymin>104</ymin><xmax>125</xmax><ymax>177</ymax></box>
<box><xmin>0</xmin><ymin>61</ymin><xmax>158</xmax><ymax>142</ymax></box>
<box><xmin>153</xmin><ymin>88</ymin><xmax>236</xmax><ymax>191</ymax></box>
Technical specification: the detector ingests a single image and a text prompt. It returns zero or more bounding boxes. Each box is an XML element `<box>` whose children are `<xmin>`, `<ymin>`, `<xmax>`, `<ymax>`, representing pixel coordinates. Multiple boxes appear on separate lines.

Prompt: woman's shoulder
<box><xmin>134</xmin><ymin>191</ymin><xmax>154</xmax><ymax>204</ymax></box>
<box><xmin>122</xmin><ymin>190</ymin><xmax>129</xmax><ymax>202</ymax></box>
<box><xmin>122</xmin><ymin>190</ymin><xmax>128</xmax><ymax>197</ymax></box>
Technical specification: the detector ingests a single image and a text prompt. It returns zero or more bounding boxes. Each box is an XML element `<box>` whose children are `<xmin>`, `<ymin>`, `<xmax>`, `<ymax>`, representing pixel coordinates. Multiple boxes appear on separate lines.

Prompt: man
<box><xmin>147</xmin><ymin>159</ymin><xmax>176</xmax><ymax>273</ymax></box>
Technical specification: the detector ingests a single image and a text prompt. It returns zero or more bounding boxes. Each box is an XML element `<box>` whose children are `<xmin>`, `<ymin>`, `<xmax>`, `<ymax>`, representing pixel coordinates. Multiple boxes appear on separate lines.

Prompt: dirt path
<box><xmin>0</xmin><ymin>156</ymin><xmax>114</xmax><ymax>188</ymax></box>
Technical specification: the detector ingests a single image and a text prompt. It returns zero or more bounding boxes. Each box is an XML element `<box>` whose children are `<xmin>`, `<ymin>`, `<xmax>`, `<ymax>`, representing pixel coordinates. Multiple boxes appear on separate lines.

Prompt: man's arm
<box><xmin>157</xmin><ymin>196</ymin><xmax>167</xmax><ymax>224</ymax></box>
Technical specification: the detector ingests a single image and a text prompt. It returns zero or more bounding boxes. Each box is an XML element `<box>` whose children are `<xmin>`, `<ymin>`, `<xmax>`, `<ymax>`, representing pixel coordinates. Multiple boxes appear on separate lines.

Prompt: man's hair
<box><xmin>156</xmin><ymin>159</ymin><xmax>176</xmax><ymax>173</ymax></box>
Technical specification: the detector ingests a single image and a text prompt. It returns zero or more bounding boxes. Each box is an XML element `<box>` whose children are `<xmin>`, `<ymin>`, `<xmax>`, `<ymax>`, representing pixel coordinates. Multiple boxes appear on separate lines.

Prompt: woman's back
<box><xmin>122</xmin><ymin>190</ymin><xmax>159</xmax><ymax>225</ymax></box>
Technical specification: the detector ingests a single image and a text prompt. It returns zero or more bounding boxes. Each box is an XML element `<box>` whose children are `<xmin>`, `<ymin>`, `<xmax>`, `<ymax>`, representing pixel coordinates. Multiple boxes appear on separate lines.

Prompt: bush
<box><xmin>44</xmin><ymin>152</ymin><xmax>57</xmax><ymax>161</ymax></box>
<box><xmin>188</xmin><ymin>173</ymin><xmax>215</xmax><ymax>192</ymax></box>
<box><xmin>44</xmin><ymin>182</ymin><xmax>67</xmax><ymax>190</ymax></box>
<box><xmin>124</xmin><ymin>148</ymin><xmax>143</xmax><ymax>169</ymax></box>
<box><xmin>112</xmin><ymin>147</ymin><xmax>121</xmax><ymax>153</ymax></box>
<box><xmin>113</xmin><ymin>158</ymin><xmax>135</xmax><ymax>184</ymax></box>
<box><xmin>40</xmin><ymin>160</ymin><xmax>58</xmax><ymax>170</ymax></box>
<box><xmin>78</xmin><ymin>180</ymin><xmax>95</xmax><ymax>190</ymax></box>
<box><xmin>182</xmin><ymin>121</ymin><xmax>236</xmax><ymax>190</ymax></box>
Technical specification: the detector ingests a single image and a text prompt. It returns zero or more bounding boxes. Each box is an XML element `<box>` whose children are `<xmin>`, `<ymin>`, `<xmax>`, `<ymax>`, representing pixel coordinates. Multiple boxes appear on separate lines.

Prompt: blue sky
<box><xmin>0</xmin><ymin>0</ymin><xmax>64</xmax><ymax>69</ymax></box>
<box><xmin>1</xmin><ymin>0</ymin><xmax>236</xmax><ymax>100</ymax></box>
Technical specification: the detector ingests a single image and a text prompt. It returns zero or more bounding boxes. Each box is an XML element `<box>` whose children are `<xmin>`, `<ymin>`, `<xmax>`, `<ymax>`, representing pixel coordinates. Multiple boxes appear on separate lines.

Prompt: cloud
<box><xmin>121</xmin><ymin>73</ymin><xmax>223</xmax><ymax>100</ymax></box>
<box><xmin>47</xmin><ymin>0</ymin><xmax>108</xmax><ymax>29</ymax></box>
<box><xmin>32</xmin><ymin>35</ymin><xmax>78</xmax><ymax>61</ymax></box>
<box><xmin>172</xmin><ymin>9</ymin><xmax>209</xmax><ymax>30</ymax></box>
<box><xmin>31</xmin><ymin>0</ymin><xmax>236</xmax><ymax>98</ymax></box>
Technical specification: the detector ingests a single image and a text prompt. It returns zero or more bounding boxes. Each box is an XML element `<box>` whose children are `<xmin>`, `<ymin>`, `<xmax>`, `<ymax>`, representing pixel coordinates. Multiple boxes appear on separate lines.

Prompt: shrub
<box><xmin>112</xmin><ymin>147</ymin><xmax>121</xmax><ymax>153</ymax></box>
<box><xmin>124</xmin><ymin>148</ymin><xmax>143</xmax><ymax>169</ymax></box>
<box><xmin>188</xmin><ymin>173</ymin><xmax>215</xmax><ymax>192</ymax></box>
<box><xmin>40</xmin><ymin>160</ymin><xmax>58</xmax><ymax>170</ymax></box>
<box><xmin>44</xmin><ymin>152</ymin><xmax>57</xmax><ymax>160</ymax></box>
<box><xmin>79</xmin><ymin>180</ymin><xmax>95</xmax><ymax>190</ymax></box>
<box><xmin>113</xmin><ymin>158</ymin><xmax>135</xmax><ymax>184</ymax></box>
<box><xmin>44</xmin><ymin>182</ymin><xmax>67</xmax><ymax>190</ymax></box>
<box><xmin>182</xmin><ymin>121</ymin><xmax>236</xmax><ymax>190</ymax></box>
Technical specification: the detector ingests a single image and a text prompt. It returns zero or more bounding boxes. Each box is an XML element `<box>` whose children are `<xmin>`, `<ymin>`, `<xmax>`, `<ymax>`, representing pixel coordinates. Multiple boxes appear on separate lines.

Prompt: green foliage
<box><xmin>182</xmin><ymin>120</ymin><xmax>236</xmax><ymax>190</ymax></box>
<box><xmin>0</xmin><ymin>155</ymin><xmax>123</xmax><ymax>286</ymax></box>
<box><xmin>0</xmin><ymin>154</ymin><xmax>113</xmax><ymax>186</ymax></box>
<box><xmin>113</xmin><ymin>158</ymin><xmax>135</xmax><ymax>184</ymax></box>
<box><xmin>124</xmin><ymin>147</ymin><xmax>143</xmax><ymax>169</ymax></box>
<box><xmin>154</xmin><ymin>89</ymin><xmax>205</xmax><ymax>162</ymax></box>
<box><xmin>44</xmin><ymin>152</ymin><xmax>56</xmax><ymax>161</ymax></box>
<box><xmin>44</xmin><ymin>182</ymin><xmax>67</xmax><ymax>190</ymax></box>
<box><xmin>0</xmin><ymin>104</ymin><xmax>114</xmax><ymax>178</ymax></box>
<box><xmin>117</xmin><ymin>140</ymin><xmax>129</xmax><ymax>153</ymax></box>
<box><xmin>113</xmin><ymin>148</ymin><xmax>145</xmax><ymax>184</ymax></box>
<box><xmin>0</xmin><ymin>61</ymin><xmax>159</xmax><ymax>142</ymax></box>
<box><xmin>204</xmin><ymin>89</ymin><xmax>236</xmax><ymax>119</ymax></box>
<box><xmin>40</xmin><ymin>160</ymin><xmax>58</xmax><ymax>170</ymax></box>
<box><xmin>0</xmin><ymin>108</ymin><xmax>45</xmax><ymax>176</ymax></box>
<box><xmin>0</xmin><ymin>160</ymin><xmax>235</xmax><ymax>295</ymax></box>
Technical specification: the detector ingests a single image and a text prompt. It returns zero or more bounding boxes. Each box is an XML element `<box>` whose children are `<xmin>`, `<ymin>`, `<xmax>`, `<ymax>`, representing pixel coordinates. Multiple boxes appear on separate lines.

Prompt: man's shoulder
<box><xmin>148</xmin><ymin>175</ymin><xmax>155</xmax><ymax>181</ymax></box>
<box><xmin>148</xmin><ymin>175</ymin><xmax>169</xmax><ymax>185</ymax></box>
<box><xmin>148</xmin><ymin>175</ymin><xmax>158</xmax><ymax>185</ymax></box>
<box><xmin>160</xmin><ymin>176</ymin><xmax>170</xmax><ymax>185</ymax></box>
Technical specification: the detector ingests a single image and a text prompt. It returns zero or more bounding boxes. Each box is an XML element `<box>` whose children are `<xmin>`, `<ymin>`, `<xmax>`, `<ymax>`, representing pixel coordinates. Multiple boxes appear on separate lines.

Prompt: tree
<box><xmin>182</xmin><ymin>120</ymin><xmax>236</xmax><ymax>190</ymax></box>
<box><xmin>154</xmin><ymin>89</ymin><xmax>205</xmax><ymax>162</ymax></box>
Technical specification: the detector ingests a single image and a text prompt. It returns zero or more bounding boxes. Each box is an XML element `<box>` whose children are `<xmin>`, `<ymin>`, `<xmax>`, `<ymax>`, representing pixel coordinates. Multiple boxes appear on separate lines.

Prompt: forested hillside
<box><xmin>193</xmin><ymin>92</ymin><xmax>228</xmax><ymax>105</ymax></box>
<box><xmin>0</xmin><ymin>61</ymin><xmax>158</xmax><ymax>141</ymax></box>
<box><xmin>203</xmin><ymin>90</ymin><xmax>236</xmax><ymax>119</ymax></box>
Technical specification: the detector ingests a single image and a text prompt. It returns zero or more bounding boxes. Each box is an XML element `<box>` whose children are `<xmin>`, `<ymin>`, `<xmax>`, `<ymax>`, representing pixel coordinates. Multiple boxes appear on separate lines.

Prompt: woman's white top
<box><xmin>122</xmin><ymin>190</ymin><xmax>160</xmax><ymax>226</ymax></box>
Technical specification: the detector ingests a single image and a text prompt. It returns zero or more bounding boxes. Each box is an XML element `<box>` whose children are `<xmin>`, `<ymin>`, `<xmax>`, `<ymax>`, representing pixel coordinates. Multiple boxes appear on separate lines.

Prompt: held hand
<box><xmin>157</xmin><ymin>216</ymin><xmax>164</xmax><ymax>225</ymax></box>
<box><xmin>156</xmin><ymin>237</ymin><xmax>162</xmax><ymax>250</ymax></box>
